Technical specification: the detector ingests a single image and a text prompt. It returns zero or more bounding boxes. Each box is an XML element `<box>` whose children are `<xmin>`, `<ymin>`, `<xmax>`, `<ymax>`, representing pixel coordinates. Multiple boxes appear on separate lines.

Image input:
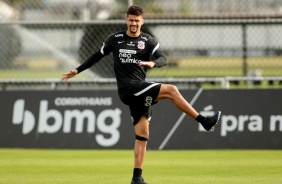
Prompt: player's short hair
<box><xmin>127</xmin><ymin>5</ymin><xmax>143</xmax><ymax>17</ymax></box>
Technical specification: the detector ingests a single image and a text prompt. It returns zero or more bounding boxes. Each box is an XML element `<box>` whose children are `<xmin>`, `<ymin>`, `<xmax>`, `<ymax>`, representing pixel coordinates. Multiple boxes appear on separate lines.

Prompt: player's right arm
<box><xmin>61</xmin><ymin>51</ymin><xmax>104</xmax><ymax>81</ymax></box>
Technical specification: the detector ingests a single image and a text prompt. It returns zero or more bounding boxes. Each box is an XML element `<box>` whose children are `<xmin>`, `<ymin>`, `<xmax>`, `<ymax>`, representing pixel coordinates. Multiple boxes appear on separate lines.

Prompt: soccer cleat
<box><xmin>131</xmin><ymin>177</ymin><xmax>148</xmax><ymax>184</ymax></box>
<box><xmin>201</xmin><ymin>111</ymin><xmax>221</xmax><ymax>131</ymax></box>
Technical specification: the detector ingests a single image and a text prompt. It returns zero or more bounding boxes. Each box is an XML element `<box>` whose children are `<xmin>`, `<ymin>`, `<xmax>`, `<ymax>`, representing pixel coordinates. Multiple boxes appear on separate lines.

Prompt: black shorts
<box><xmin>119</xmin><ymin>82</ymin><xmax>161</xmax><ymax>126</ymax></box>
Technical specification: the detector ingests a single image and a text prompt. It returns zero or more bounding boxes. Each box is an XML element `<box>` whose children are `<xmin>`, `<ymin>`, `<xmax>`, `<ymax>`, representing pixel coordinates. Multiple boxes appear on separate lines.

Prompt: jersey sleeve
<box><xmin>76</xmin><ymin>34</ymin><xmax>115</xmax><ymax>73</ymax></box>
<box><xmin>76</xmin><ymin>51</ymin><xmax>104</xmax><ymax>73</ymax></box>
<box><xmin>148</xmin><ymin>37</ymin><xmax>167</xmax><ymax>67</ymax></box>
<box><xmin>100</xmin><ymin>33</ymin><xmax>114</xmax><ymax>56</ymax></box>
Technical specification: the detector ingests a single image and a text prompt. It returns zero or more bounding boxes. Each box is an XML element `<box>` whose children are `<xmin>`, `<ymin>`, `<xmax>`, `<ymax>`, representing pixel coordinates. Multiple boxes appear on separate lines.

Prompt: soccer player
<box><xmin>62</xmin><ymin>5</ymin><xmax>221</xmax><ymax>184</ymax></box>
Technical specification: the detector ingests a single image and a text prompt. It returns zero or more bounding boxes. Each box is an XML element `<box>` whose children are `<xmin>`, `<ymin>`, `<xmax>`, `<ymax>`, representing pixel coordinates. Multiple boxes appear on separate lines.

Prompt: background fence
<box><xmin>1</xmin><ymin>0</ymin><xmax>282</xmax><ymax>87</ymax></box>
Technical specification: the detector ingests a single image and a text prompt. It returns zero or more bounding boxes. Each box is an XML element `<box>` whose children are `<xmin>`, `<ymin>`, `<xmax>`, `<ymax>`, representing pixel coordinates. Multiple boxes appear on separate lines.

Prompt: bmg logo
<box><xmin>13</xmin><ymin>99</ymin><xmax>35</xmax><ymax>135</ymax></box>
<box><xmin>12</xmin><ymin>99</ymin><xmax>122</xmax><ymax>147</ymax></box>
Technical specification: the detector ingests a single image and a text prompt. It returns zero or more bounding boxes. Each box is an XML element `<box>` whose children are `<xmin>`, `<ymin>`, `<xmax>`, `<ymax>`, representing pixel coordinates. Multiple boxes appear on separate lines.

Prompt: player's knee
<box><xmin>135</xmin><ymin>130</ymin><xmax>149</xmax><ymax>141</ymax></box>
<box><xmin>136</xmin><ymin>134</ymin><xmax>149</xmax><ymax>141</ymax></box>
<box><xmin>166</xmin><ymin>84</ymin><xmax>179</xmax><ymax>96</ymax></box>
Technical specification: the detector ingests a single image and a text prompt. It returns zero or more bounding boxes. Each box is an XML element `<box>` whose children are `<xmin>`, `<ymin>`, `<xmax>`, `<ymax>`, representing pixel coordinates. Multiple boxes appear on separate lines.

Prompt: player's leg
<box><xmin>128</xmin><ymin>83</ymin><xmax>157</xmax><ymax>184</ymax></box>
<box><xmin>131</xmin><ymin>115</ymin><xmax>149</xmax><ymax>184</ymax></box>
<box><xmin>156</xmin><ymin>84</ymin><xmax>199</xmax><ymax>118</ymax></box>
<box><xmin>134</xmin><ymin>115</ymin><xmax>149</xmax><ymax>168</ymax></box>
<box><xmin>156</xmin><ymin>84</ymin><xmax>221</xmax><ymax>131</ymax></box>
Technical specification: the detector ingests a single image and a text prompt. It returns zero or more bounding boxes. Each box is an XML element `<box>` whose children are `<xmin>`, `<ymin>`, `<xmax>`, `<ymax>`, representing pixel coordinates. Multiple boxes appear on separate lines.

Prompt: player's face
<box><xmin>126</xmin><ymin>14</ymin><xmax>144</xmax><ymax>36</ymax></box>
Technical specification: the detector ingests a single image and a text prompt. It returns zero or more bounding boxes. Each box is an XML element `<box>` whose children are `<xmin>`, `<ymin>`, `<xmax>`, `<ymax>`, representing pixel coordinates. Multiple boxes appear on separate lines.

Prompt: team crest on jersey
<box><xmin>137</xmin><ymin>41</ymin><xmax>145</xmax><ymax>50</ymax></box>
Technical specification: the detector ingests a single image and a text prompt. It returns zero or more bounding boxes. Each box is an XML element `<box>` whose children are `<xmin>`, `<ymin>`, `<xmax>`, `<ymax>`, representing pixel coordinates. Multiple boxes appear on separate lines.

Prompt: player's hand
<box><xmin>138</xmin><ymin>61</ymin><xmax>155</xmax><ymax>68</ymax></box>
<box><xmin>61</xmin><ymin>69</ymin><xmax>78</xmax><ymax>81</ymax></box>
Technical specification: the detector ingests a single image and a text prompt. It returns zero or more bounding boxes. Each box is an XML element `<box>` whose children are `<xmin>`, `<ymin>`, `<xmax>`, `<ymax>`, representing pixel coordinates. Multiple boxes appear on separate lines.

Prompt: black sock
<box><xmin>195</xmin><ymin>114</ymin><xmax>206</xmax><ymax>123</ymax></box>
<box><xmin>133</xmin><ymin>168</ymin><xmax>142</xmax><ymax>178</ymax></box>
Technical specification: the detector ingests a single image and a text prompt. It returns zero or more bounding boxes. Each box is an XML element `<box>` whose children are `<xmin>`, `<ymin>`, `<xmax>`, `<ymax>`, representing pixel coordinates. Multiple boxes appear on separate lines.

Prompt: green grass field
<box><xmin>0</xmin><ymin>56</ymin><xmax>281</xmax><ymax>89</ymax></box>
<box><xmin>1</xmin><ymin>56</ymin><xmax>282</xmax><ymax>79</ymax></box>
<box><xmin>147</xmin><ymin>56</ymin><xmax>282</xmax><ymax>78</ymax></box>
<box><xmin>0</xmin><ymin>149</ymin><xmax>281</xmax><ymax>184</ymax></box>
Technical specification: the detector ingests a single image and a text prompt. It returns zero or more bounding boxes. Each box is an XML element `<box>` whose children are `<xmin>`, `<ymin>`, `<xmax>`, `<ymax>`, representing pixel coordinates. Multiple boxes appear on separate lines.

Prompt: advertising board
<box><xmin>0</xmin><ymin>89</ymin><xmax>281</xmax><ymax>149</ymax></box>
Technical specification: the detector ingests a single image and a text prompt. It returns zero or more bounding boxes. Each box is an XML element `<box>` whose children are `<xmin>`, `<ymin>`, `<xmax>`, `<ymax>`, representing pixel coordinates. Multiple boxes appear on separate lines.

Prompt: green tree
<box><xmin>179</xmin><ymin>0</ymin><xmax>192</xmax><ymax>14</ymax></box>
<box><xmin>3</xmin><ymin>0</ymin><xmax>42</xmax><ymax>7</ymax></box>
<box><xmin>115</xmin><ymin>0</ymin><xmax>163</xmax><ymax>16</ymax></box>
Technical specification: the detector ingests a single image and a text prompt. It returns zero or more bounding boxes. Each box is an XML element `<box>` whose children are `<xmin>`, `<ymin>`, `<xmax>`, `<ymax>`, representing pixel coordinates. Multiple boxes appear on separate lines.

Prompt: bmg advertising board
<box><xmin>0</xmin><ymin>89</ymin><xmax>281</xmax><ymax>149</ymax></box>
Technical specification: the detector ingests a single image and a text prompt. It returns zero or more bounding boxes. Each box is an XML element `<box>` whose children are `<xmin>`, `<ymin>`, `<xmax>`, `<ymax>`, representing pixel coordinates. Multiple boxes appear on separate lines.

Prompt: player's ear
<box><xmin>141</xmin><ymin>18</ymin><xmax>144</xmax><ymax>25</ymax></box>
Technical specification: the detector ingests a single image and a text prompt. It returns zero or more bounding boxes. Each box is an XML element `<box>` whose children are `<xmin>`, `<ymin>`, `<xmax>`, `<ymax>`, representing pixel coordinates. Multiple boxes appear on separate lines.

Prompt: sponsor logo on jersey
<box><xmin>115</xmin><ymin>33</ymin><xmax>123</xmax><ymax>37</ymax></box>
<box><xmin>119</xmin><ymin>49</ymin><xmax>137</xmax><ymax>54</ymax></box>
<box><xmin>137</xmin><ymin>41</ymin><xmax>145</xmax><ymax>50</ymax></box>
<box><xmin>127</xmin><ymin>42</ymin><xmax>135</xmax><ymax>46</ymax></box>
<box><xmin>120</xmin><ymin>57</ymin><xmax>141</xmax><ymax>64</ymax></box>
<box><xmin>119</xmin><ymin>49</ymin><xmax>140</xmax><ymax>64</ymax></box>
<box><xmin>118</xmin><ymin>41</ymin><xmax>124</xmax><ymax>44</ymax></box>
<box><xmin>141</xmin><ymin>36</ymin><xmax>148</xmax><ymax>41</ymax></box>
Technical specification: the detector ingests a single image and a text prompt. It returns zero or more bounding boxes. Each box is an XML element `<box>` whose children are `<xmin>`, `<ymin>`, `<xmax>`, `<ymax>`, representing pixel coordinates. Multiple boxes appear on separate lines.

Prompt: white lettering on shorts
<box><xmin>144</xmin><ymin>96</ymin><xmax>153</xmax><ymax>106</ymax></box>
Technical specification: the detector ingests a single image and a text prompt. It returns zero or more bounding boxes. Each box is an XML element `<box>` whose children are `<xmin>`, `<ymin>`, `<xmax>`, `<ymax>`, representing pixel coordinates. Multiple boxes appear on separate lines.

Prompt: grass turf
<box><xmin>0</xmin><ymin>149</ymin><xmax>281</xmax><ymax>184</ymax></box>
<box><xmin>1</xmin><ymin>56</ymin><xmax>282</xmax><ymax>79</ymax></box>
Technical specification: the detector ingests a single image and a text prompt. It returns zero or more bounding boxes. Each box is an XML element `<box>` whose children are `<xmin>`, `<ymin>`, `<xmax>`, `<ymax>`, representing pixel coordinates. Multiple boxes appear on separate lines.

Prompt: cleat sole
<box><xmin>208</xmin><ymin>111</ymin><xmax>221</xmax><ymax>131</ymax></box>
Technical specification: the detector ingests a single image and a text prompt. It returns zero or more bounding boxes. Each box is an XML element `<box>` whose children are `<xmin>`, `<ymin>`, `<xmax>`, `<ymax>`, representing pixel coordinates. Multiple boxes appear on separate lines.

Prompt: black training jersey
<box><xmin>100</xmin><ymin>30</ymin><xmax>166</xmax><ymax>96</ymax></box>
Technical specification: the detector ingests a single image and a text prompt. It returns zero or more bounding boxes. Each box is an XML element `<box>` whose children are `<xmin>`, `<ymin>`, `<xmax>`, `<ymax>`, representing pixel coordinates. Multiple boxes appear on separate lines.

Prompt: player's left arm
<box><xmin>139</xmin><ymin>37</ymin><xmax>167</xmax><ymax>68</ymax></box>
